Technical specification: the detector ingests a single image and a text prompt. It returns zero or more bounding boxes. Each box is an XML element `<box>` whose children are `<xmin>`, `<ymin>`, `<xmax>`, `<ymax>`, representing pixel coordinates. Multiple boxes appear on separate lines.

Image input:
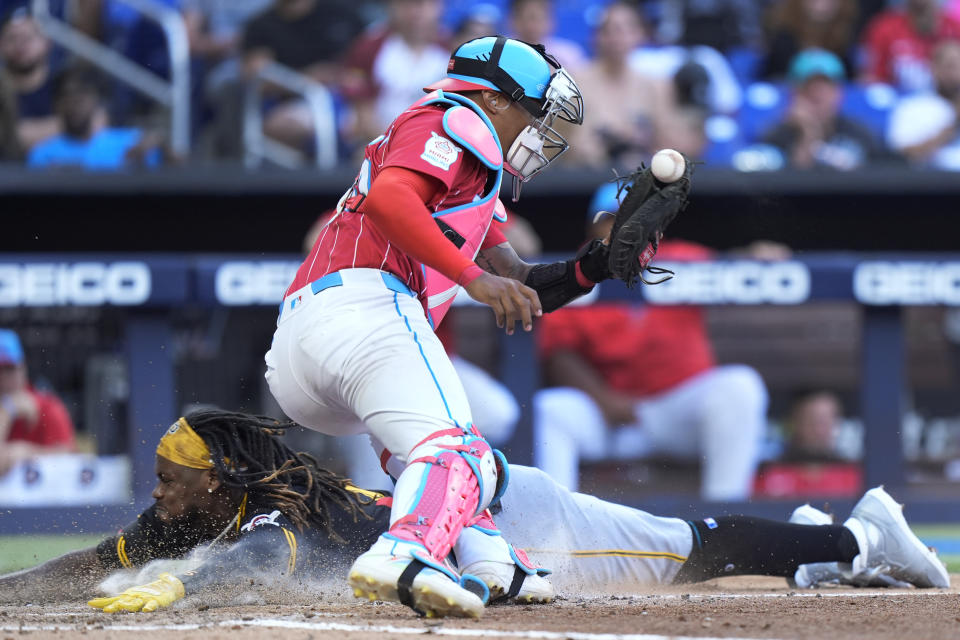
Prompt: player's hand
<box><xmin>88</xmin><ymin>573</ymin><xmax>185</xmax><ymax>613</ymax></box>
<box><xmin>596</xmin><ymin>390</ymin><xmax>638</xmax><ymax>427</ymax></box>
<box><xmin>464</xmin><ymin>272</ymin><xmax>542</xmax><ymax>335</ymax></box>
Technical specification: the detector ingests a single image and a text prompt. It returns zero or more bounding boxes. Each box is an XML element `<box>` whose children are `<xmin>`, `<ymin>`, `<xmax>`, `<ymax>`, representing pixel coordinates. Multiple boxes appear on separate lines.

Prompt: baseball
<box><xmin>651</xmin><ymin>149</ymin><xmax>685</xmax><ymax>183</ymax></box>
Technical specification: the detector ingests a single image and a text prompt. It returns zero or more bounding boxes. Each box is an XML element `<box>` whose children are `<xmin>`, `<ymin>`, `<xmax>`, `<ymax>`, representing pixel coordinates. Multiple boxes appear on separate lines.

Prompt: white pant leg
<box><xmin>533</xmin><ymin>387</ymin><xmax>611</xmax><ymax>492</ymax></box>
<box><xmin>634</xmin><ymin>365</ymin><xmax>768</xmax><ymax>501</ymax></box>
<box><xmin>265</xmin><ymin>270</ymin><xmax>474</xmax><ymax>460</ymax></box>
<box><xmin>495</xmin><ymin>465</ymin><xmax>693</xmax><ymax>594</ymax></box>
<box><xmin>450</xmin><ymin>355</ymin><xmax>519</xmax><ymax>447</ymax></box>
<box><xmin>341</xmin><ymin>433</ymin><xmax>394</xmax><ymax>491</ymax></box>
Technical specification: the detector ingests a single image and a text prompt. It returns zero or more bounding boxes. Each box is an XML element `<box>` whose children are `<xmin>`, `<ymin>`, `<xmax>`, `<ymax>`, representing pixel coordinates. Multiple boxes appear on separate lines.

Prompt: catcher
<box><xmin>0</xmin><ymin>410</ymin><xmax>948</xmax><ymax>614</ymax></box>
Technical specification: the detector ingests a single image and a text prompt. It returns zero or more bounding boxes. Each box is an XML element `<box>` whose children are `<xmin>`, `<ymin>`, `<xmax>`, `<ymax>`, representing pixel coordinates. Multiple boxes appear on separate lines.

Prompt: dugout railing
<box><xmin>1</xmin><ymin>253</ymin><xmax>959</xmax><ymax>534</ymax></box>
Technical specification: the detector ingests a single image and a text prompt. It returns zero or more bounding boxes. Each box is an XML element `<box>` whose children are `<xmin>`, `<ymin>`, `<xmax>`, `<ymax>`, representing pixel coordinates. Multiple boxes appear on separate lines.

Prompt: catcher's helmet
<box><xmin>426</xmin><ymin>36</ymin><xmax>584</xmax><ymax>199</ymax></box>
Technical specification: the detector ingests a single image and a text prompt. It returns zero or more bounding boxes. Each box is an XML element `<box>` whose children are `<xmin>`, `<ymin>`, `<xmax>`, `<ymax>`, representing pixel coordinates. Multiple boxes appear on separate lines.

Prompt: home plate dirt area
<box><xmin>3</xmin><ymin>576</ymin><xmax>958</xmax><ymax>640</ymax></box>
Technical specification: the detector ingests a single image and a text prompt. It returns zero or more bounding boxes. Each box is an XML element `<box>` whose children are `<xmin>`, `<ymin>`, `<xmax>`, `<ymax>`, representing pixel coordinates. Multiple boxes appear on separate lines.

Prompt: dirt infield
<box><xmin>3</xmin><ymin>576</ymin><xmax>959</xmax><ymax>640</ymax></box>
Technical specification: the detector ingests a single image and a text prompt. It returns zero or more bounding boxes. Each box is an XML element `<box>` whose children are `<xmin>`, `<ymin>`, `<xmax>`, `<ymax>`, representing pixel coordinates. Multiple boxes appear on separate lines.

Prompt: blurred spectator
<box><xmin>0</xmin><ymin>329</ymin><xmax>75</xmax><ymax>477</ymax></box>
<box><xmin>0</xmin><ymin>67</ymin><xmax>19</xmax><ymax>159</ymax></box>
<box><xmin>183</xmin><ymin>0</ymin><xmax>272</xmax><ymax>65</ymax></box>
<box><xmin>508</xmin><ymin>0</ymin><xmax>585</xmax><ymax>70</ymax></box>
<box><xmin>0</xmin><ymin>8</ymin><xmax>60</xmax><ymax>150</ymax></box>
<box><xmin>566</xmin><ymin>1</ymin><xmax>669</xmax><ymax>169</ymax></box>
<box><xmin>658</xmin><ymin>0</ymin><xmax>762</xmax><ymax>52</ymax></box>
<box><xmin>861</xmin><ymin>0</ymin><xmax>960</xmax><ymax>93</ymax></box>
<box><xmin>630</xmin><ymin>23</ymin><xmax>742</xmax><ymax>114</ymax></box>
<box><xmin>782</xmin><ymin>390</ymin><xmax>845</xmax><ymax>462</ymax></box>
<box><xmin>763</xmin><ymin>49</ymin><xmax>882</xmax><ymax>170</ymax></box>
<box><xmin>887</xmin><ymin>39</ymin><xmax>960</xmax><ymax>169</ymax></box>
<box><xmin>241</xmin><ymin>0</ymin><xmax>368</xmax><ymax>151</ymax></box>
<box><xmin>341</xmin><ymin>0</ymin><xmax>448</xmax><ymax>146</ymax></box>
<box><xmin>450</xmin><ymin>3</ymin><xmax>500</xmax><ymax>48</ymax></box>
<box><xmin>28</xmin><ymin>66</ymin><xmax>164</xmax><ymax>169</ymax></box>
<box><xmin>761</xmin><ymin>0</ymin><xmax>859</xmax><ymax>81</ymax></box>
<box><xmin>532</xmin><ymin>184</ymin><xmax>769</xmax><ymax>501</ymax></box>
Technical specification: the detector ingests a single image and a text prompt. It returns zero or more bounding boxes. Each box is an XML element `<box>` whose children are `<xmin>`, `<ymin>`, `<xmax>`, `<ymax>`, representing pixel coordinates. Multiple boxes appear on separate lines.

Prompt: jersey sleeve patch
<box><xmin>420</xmin><ymin>131</ymin><xmax>462</xmax><ymax>171</ymax></box>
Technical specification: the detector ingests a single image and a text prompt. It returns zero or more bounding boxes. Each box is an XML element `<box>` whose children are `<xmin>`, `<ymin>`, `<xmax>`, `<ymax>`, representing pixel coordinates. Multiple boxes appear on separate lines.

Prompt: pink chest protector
<box><xmin>418</xmin><ymin>91</ymin><xmax>506</xmax><ymax>328</ymax></box>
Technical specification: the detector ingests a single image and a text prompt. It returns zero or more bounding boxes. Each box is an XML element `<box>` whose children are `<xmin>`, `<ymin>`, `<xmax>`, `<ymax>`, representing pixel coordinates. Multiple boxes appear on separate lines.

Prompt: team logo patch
<box><xmin>421</xmin><ymin>131</ymin><xmax>461</xmax><ymax>171</ymax></box>
<box><xmin>241</xmin><ymin>510</ymin><xmax>282</xmax><ymax>533</ymax></box>
<box><xmin>704</xmin><ymin>517</ymin><xmax>718</xmax><ymax>530</ymax></box>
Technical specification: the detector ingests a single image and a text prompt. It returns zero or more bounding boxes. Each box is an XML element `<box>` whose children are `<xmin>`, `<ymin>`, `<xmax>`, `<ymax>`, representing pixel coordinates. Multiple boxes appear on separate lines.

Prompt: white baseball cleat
<box><xmin>454</xmin><ymin>525</ymin><xmax>554</xmax><ymax>604</ymax></box>
<box><xmin>460</xmin><ymin>559</ymin><xmax>555</xmax><ymax>603</ymax></box>
<box><xmin>789</xmin><ymin>504</ymin><xmax>834</xmax><ymax>527</ymax></box>
<box><xmin>842</xmin><ymin>487</ymin><xmax>949</xmax><ymax>588</ymax></box>
<box><xmin>348</xmin><ymin>535</ymin><xmax>485</xmax><ymax>618</ymax></box>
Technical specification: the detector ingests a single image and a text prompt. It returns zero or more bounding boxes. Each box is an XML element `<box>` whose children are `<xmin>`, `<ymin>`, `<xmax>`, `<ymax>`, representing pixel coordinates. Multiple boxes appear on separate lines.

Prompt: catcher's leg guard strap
<box><xmin>389</xmin><ymin>430</ymin><xmax>499</xmax><ymax>561</ymax></box>
<box><xmin>397</xmin><ymin>558</ymin><xmax>429</xmax><ymax>614</ymax></box>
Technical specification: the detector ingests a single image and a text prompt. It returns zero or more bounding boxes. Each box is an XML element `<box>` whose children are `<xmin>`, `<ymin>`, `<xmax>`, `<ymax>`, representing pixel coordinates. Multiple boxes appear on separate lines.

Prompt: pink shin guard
<box><xmin>388</xmin><ymin>429</ymin><xmax>498</xmax><ymax>563</ymax></box>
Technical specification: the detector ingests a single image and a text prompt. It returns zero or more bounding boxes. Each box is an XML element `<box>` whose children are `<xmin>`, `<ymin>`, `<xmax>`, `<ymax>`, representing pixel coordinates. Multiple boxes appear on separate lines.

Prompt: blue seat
<box><xmin>737</xmin><ymin>82</ymin><xmax>790</xmax><ymax>143</ymax></box>
<box><xmin>840</xmin><ymin>83</ymin><xmax>898</xmax><ymax>141</ymax></box>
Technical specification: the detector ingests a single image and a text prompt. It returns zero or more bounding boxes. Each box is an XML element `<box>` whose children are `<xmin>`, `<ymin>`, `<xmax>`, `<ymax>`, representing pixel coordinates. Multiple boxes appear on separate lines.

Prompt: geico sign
<box><xmin>0</xmin><ymin>262</ymin><xmax>151</xmax><ymax>306</ymax></box>
<box><xmin>642</xmin><ymin>261</ymin><xmax>810</xmax><ymax>304</ymax></box>
<box><xmin>215</xmin><ymin>261</ymin><xmax>299</xmax><ymax>305</ymax></box>
<box><xmin>854</xmin><ymin>262</ymin><xmax>960</xmax><ymax>305</ymax></box>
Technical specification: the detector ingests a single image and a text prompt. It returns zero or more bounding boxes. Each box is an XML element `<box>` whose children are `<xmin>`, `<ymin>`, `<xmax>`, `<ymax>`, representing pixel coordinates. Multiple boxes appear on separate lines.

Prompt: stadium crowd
<box><xmin>0</xmin><ymin>0</ymin><xmax>958</xmax><ymax>171</ymax></box>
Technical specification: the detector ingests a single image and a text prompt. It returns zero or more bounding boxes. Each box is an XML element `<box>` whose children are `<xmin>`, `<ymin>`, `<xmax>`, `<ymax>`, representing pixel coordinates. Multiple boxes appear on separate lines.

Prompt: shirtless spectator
<box><xmin>0</xmin><ymin>329</ymin><xmax>75</xmax><ymax>476</ymax></box>
<box><xmin>508</xmin><ymin>0</ymin><xmax>585</xmax><ymax>71</ymax></box>
<box><xmin>566</xmin><ymin>1</ymin><xmax>669</xmax><ymax>169</ymax></box>
<box><xmin>0</xmin><ymin>8</ymin><xmax>59</xmax><ymax>151</ymax></box>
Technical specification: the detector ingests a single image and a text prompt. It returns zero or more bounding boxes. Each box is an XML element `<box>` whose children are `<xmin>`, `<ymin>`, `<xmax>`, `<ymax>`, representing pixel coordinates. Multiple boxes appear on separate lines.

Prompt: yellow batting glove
<box><xmin>88</xmin><ymin>572</ymin><xmax>185</xmax><ymax>613</ymax></box>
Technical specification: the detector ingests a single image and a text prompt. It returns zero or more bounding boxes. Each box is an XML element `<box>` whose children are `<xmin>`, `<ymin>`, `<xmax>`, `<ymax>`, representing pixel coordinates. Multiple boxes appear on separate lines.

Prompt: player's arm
<box><xmin>544</xmin><ymin>349</ymin><xmax>638</xmax><ymax>426</ymax></box>
<box><xmin>89</xmin><ymin>513</ymin><xmax>304</xmax><ymax>613</ymax></box>
<box><xmin>0</xmin><ymin>546</ymin><xmax>106</xmax><ymax>603</ymax></box>
<box><xmin>476</xmin><ymin>239</ymin><xmax>611</xmax><ymax>314</ymax></box>
<box><xmin>363</xmin><ymin>167</ymin><xmax>542</xmax><ymax>334</ymax></box>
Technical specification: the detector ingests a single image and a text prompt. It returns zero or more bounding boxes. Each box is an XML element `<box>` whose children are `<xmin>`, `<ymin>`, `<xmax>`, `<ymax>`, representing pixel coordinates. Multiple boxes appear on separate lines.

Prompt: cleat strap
<box><xmin>397</xmin><ymin>559</ymin><xmax>428</xmax><ymax>616</ymax></box>
<box><xmin>505</xmin><ymin>565</ymin><xmax>526</xmax><ymax>600</ymax></box>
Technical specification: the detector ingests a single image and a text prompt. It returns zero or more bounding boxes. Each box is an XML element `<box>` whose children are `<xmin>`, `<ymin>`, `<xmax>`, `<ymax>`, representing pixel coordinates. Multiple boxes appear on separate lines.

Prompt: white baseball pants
<box><xmin>533</xmin><ymin>365</ymin><xmax>768</xmax><ymax>501</ymax></box>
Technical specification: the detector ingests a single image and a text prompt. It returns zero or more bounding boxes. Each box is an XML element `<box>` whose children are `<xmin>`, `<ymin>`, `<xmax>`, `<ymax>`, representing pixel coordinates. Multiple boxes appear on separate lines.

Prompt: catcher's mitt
<box><xmin>607</xmin><ymin>156</ymin><xmax>693</xmax><ymax>288</ymax></box>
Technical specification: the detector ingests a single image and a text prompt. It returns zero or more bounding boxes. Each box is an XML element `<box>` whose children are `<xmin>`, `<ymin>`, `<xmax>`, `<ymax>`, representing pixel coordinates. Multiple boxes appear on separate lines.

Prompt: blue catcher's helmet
<box><xmin>426</xmin><ymin>36</ymin><xmax>584</xmax><ymax>199</ymax></box>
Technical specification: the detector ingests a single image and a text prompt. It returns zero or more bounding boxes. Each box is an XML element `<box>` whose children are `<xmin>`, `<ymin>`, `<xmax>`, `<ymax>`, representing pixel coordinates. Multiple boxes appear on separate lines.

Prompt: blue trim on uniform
<box><xmin>469</xmin><ymin>523</ymin><xmax>502</xmax><ymax>536</ymax></box>
<box><xmin>381</xmin><ymin>271</ymin><xmax>414</xmax><ymax>296</ymax></box>
<box><xmin>418</xmin><ymin>90</ymin><xmax>504</xmax><ymax>218</ymax></box>
<box><xmin>393</xmin><ymin>291</ymin><xmax>455</xmax><ymax>422</ymax></box>
<box><xmin>508</xmin><ymin>545</ymin><xmax>538</xmax><ymax>576</ymax></box>
<box><xmin>441</xmin><ymin>107</ymin><xmax>503</xmax><ymax>171</ymax></box>
<box><xmin>459</xmin><ymin>573</ymin><xmax>490</xmax><ymax>605</ymax></box>
<box><xmin>687</xmin><ymin>520</ymin><xmax>703</xmax><ymax>549</ymax></box>
<box><xmin>403</xmin><ymin>462</ymin><xmax>433</xmax><ymax>520</ymax></box>
<box><xmin>460</xmin><ymin>452</ymin><xmax>485</xmax><ymax>514</ymax></box>
<box><xmin>309</xmin><ymin>271</ymin><xmax>344</xmax><ymax>295</ymax></box>
<box><xmin>490</xmin><ymin>448</ymin><xmax>510</xmax><ymax>506</ymax></box>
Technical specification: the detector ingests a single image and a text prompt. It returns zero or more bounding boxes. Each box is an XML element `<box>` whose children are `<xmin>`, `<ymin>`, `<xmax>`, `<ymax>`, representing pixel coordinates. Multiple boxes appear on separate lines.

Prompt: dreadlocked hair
<box><xmin>184</xmin><ymin>409</ymin><xmax>371</xmax><ymax>541</ymax></box>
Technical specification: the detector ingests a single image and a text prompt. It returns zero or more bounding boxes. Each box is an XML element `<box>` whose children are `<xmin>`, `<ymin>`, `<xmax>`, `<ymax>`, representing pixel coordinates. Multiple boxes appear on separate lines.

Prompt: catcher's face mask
<box><xmin>504</xmin><ymin>66</ymin><xmax>583</xmax><ymax>200</ymax></box>
<box><xmin>429</xmin><ymin>36</ymin><xmax>584</xmax><ymax>200</ymax></box>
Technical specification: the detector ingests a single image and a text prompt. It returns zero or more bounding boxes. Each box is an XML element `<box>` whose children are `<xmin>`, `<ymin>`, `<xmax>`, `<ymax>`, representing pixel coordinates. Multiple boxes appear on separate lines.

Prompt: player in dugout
<box><xmin>0</xmin><ymin>410</ymin><xmax>948</xmax><ymax>614</ymax></box>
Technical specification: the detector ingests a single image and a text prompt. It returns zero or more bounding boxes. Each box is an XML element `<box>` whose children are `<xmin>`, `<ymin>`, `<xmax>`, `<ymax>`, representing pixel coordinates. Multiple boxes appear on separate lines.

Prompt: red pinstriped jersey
<box><xmin>286</xmin><ymin>104</ymin><xmax>506</xmax><ymax>306</ymax></box>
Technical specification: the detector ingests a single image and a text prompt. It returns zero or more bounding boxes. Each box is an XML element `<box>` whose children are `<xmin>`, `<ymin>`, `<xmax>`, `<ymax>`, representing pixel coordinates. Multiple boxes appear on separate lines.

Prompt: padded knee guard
<box><xmin>388</xmin><ymin>428</ymin><xmax>501</xmax><ymax>562</ymax></box>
